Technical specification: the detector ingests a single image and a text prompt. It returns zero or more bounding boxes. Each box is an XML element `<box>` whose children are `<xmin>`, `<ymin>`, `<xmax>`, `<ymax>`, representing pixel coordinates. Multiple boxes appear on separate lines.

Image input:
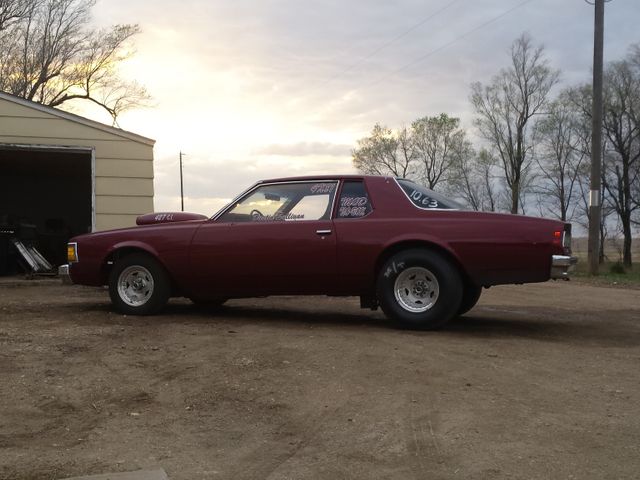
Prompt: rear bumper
<box><xmin>58</xmin><ymin>264</ymin><xmax>73</xmax><ymax>284</ymax></box>
<box><xmin>550</xmin><ymin>255</ymin><xmax>578</xmax><ymax>280</ymax></box>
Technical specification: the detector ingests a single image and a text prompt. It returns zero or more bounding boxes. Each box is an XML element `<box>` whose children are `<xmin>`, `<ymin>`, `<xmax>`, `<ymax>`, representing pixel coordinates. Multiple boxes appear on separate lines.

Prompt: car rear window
<box><xmin>396</xmin><ymin>179</ymin><xmax>463</xmax><ymax>210</ymax></box>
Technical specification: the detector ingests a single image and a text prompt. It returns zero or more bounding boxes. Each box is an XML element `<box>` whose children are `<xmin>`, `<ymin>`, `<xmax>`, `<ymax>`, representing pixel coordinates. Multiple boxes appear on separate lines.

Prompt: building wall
<box><xmin>0</xmin><ymin>96</ymin><xmax>154</xmax><ymax>231</ymax></box>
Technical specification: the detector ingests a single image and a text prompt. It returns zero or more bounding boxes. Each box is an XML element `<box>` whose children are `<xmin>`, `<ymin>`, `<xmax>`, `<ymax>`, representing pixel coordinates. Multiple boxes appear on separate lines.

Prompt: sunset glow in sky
<box><xmin>76</xmin><ymin>0</ymin><xmax>640</xmax><ymax>214</ymax></box>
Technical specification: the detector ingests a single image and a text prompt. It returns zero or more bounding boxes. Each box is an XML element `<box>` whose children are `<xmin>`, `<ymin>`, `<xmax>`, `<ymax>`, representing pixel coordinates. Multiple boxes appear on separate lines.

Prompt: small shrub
<box><xmin>609</xmin><ymin>262</ymin><xmax>626</xmax><ymax>274</ymax></box>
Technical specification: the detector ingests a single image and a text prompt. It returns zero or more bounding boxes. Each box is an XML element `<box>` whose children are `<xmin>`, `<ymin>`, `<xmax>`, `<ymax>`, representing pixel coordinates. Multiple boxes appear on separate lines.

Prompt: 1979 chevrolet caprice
<box><xmin>61</xmin><ymin>175</ymin><xmax>577</xmax><ymax>329</ymax></box>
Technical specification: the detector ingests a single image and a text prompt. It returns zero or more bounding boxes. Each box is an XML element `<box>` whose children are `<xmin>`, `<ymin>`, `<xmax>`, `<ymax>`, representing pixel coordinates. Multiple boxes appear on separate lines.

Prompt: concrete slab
<box><xmin>59</xmin><ymin>469</ymin><xmax>168</xmax><ymax>480</ymax></box>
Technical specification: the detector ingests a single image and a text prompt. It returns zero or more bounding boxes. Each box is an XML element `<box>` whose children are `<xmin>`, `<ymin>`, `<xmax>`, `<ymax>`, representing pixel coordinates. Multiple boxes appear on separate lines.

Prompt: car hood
<box><xmin>136</xmin><ymin>212</ymin><xmax>209</xmax><ymax>226</ymax></box>
<box><xmin>69</xmin><ymin>212</ymin><xmax>208</xmax><ymax>244</ymax></box>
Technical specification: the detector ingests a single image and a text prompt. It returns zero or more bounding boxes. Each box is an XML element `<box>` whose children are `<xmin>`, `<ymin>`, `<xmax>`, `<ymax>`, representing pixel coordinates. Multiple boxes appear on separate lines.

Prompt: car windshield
<box><xmin>396</xmin><ymin>179</ymin><xmax>464</xmax><ymax>210</ymax></box>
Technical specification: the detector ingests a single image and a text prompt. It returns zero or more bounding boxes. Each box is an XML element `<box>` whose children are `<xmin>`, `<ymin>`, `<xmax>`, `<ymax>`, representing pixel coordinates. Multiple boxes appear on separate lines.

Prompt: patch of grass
<box><xmin>609</xmin><ymin>262</ymin><xmax>626</xmax><ymax>274</ymax></box>
<box><xmin>572</xmin><ymin>258</ymin><xmax>640</xmax><ymax>288</ymax></box>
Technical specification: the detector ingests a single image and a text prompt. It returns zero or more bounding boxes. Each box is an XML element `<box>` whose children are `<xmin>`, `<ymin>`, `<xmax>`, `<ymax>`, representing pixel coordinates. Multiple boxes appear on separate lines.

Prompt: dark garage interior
<box><xmin>0</xmin><ymin>146</ymin><xmax>92</xmax><ymax>275</ymax></box>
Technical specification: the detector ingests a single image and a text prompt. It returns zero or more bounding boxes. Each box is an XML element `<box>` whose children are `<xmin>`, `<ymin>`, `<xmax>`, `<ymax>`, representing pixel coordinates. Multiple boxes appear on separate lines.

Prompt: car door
<box><xmin>332</xmin><ymin>179</ymin><xmax>378</xmax><ymax>295</ymax></box>
<box><xmin>188</xmin><ymin>180</ymin><xmax>339</xmax><ymax>298</ymax></box>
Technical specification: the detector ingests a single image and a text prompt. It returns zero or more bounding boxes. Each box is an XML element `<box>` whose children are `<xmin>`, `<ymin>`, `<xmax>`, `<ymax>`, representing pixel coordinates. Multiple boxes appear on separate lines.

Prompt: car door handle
<box><xmin>316</xmin><ymin>229</ymin><xmax>332</xmax><ymax>235</ymax></box>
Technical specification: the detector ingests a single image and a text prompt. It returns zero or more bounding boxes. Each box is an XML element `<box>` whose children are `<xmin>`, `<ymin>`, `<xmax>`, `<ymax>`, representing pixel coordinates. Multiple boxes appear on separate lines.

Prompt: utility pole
<box><xmin>179</xmin><ymin>151</ymin><xmax>185</xmax><ymax>212</ymax></box>
<box><xmin>587</xmin><ymin>0</ymin><xmax>605</xmax><ymax>276</ymax></box>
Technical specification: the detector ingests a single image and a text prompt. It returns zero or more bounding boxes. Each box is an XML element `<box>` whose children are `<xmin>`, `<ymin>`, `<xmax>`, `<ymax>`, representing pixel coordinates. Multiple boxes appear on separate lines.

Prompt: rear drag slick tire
<box><xmin>377</xmin><ymin>249</ymin><xmax>462</xmax><ymax>330</ymax></box>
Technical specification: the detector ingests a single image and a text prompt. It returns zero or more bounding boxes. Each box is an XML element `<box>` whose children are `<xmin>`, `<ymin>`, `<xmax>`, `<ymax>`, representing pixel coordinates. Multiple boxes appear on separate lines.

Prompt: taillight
<box><xmin>552</xmin><ymin>225</ymin><xmax>572</xmax><ymax>253</ymax></box>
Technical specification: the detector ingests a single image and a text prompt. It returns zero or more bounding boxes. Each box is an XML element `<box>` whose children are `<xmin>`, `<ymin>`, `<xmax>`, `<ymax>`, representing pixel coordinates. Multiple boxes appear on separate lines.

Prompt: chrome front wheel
<box><xmin>117</xmin><ymin>265</ymin><xmax>155</xmax><ymax>307</ymax></box>
<box><xmin>108</xmin><ymin>253</ymin><xmax>170</xmax><ymax>315</ymax></box>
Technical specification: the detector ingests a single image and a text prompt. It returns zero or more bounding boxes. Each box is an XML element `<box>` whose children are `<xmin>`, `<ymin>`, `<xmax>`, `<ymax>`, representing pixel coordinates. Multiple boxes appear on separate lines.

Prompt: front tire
<box><xmin>377</xmin><ymin>249</ymin><xmax>462</xmax><ymax>330</ymax></box>
<box><xmin>108</xmin><ymin>253</ymin><xmax>170</xmax><ymax>315</ymax></box>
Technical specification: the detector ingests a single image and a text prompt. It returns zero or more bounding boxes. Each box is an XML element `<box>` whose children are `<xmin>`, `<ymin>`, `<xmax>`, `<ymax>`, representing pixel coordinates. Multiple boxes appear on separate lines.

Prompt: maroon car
<box><xmin>61</xmin><ymin>175</ymin><xmax>576</xmax><ymax>329</ymax></box>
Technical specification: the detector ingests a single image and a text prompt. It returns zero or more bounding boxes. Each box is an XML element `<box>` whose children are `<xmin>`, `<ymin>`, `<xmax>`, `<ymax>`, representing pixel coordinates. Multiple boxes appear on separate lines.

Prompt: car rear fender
<box><xmin>375</xmin><ymin>236</ymin><xmax>473</xmax><ymax>286</ymax></box>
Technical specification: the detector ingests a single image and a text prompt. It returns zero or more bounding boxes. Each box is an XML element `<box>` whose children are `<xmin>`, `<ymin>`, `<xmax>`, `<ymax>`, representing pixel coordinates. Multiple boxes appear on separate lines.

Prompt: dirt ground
<box><xmin>0</xmin><ymin>279</ymin><xmax>639</xmax><ymax>480</ymax></box>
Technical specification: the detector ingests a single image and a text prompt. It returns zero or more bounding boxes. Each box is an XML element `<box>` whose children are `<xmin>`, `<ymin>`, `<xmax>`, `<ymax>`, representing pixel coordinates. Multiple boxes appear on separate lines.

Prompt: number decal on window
<box><xmin>409</xmin><ymin>190</ymin><xmax>439</xmax><ymax>208</ymax></box>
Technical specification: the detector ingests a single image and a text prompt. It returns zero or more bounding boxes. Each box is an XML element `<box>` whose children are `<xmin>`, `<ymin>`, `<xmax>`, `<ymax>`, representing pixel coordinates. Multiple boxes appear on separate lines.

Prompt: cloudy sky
<box><xmin>83</xmin><ymin>0</ymin><xmax>639</xmax><ymax>214</ymax></box>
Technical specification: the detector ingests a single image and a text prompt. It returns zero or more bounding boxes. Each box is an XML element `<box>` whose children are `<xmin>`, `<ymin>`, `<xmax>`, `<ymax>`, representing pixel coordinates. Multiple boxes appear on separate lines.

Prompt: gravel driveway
<box><xmin>0</xmin><ymin>280</ymin><xmax>639</xmax><ymax>480</ymax></box>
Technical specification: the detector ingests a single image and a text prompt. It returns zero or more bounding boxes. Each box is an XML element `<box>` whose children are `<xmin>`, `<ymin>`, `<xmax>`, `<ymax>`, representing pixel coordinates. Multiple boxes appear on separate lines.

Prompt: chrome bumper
<box><xmin>58</xmin><ymin>264</ymin><xmax>73</xmax><ymax>284</ymax></box>
<box><xmin>551</xmin><ymin>255</ymin><xmax>578</xmax><ymax>280</ymax></box>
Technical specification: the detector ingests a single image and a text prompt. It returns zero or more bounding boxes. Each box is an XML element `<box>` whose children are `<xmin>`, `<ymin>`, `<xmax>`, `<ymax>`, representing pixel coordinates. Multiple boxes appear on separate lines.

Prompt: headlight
<box><xmin>67</xmin><ymin>243</ymin><xmax>79</xmax><ymax>263</ymax></box>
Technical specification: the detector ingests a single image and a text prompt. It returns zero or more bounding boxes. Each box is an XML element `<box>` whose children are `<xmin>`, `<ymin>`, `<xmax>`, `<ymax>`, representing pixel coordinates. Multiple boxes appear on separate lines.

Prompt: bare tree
<box><xmin>533</xmin><ymin>94</ymin><xmax>586</xmax><ymax>221</ymax></box>
<box><xmin>629</xmin><ymin>43</ymin><xmax>640</xmax><ymax>70</ymax></box>
<box><xmin>626</xmin><ymin>44</ymin><xmax>640</xmax><ymax>229</ymax></box>
<box><xmin>601</xmin><ymin>56</ymin><xmax>640</xmax><ymax>267</ymax></box>
<box><xmin>411</xmin><ymin>113</ymin><xmax>468</xmax><ymax>190</ymax></box>
<box><xmin>448</xmin><ymin>148</ymin><xmax>498</xmax><ymax>211</ymax></box>
<box><xmin>0</xmin><ymin>0</ymin><xmax>33</xmax><ymax>30</ymax></box>
<box><xmin>632</xmin><ymin>172</ymin><xmax>640</xmax><ymax>227</ymax></box>
<box><xmin>352</xmin><ymin>123</ymin><xmax>415</xmax><ymax>178</ymax></box>
<box><xmin>0</xmin><ymin>0</ymin><xmax>148</xmax><ymax>123</ymax></box>
<box><xmin>353</xmin><ymin>114</ymin><xmax>474</xmax><ymax>191</ymax></box>
<box><xmin>470</xmin><ymin>33</ymin><xmax>560</xmax><ymax>214</ymax></box>
<box><xmin>567</xmin><ymin>84</ymin><xmax>613</xmax><ymax>264</ymax></box>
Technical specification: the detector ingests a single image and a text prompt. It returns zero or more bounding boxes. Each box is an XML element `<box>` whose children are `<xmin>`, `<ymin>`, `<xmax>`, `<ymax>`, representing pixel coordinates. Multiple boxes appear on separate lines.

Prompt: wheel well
<box><xmin>100</xmin><ymin>247</ymin><xmax>158</xmax><ymax>285</ymax></box>
<box><xmin>374</xmin><ymin>240</ymin><xmax>472</xmax><ymax>286</ymax></box>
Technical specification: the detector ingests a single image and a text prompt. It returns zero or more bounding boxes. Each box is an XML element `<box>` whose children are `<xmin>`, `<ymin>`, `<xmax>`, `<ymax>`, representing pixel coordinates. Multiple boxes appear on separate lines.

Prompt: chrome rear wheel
<box><xmin>377</xmin><ymin>249</ymin><xmax>462</xmax><ymax>330</ymax></box>
<box><xmin>394</xmin><ymin>267</ymin><xmax>440</xmax><ymax>313</ymax></box>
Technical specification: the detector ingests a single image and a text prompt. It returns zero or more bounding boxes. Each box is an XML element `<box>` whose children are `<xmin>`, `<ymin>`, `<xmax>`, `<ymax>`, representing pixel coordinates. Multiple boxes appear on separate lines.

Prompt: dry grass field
<box><xmin>571</xmin><ymin>237</ymin><xmax>640</xmax><ymax>286</ymax></box>
<box><xmin>571</xmin><ymin>237</ymin><xmax>640</xmax><ymax>262</ymax></box>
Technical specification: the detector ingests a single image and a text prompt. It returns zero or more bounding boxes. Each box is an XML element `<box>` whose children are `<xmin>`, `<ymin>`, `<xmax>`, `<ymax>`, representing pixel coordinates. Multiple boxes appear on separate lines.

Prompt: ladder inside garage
<box><xmin>10</xmin><ymin>237</ymin><xmax>54</xmax><ymax>275</ymax></box>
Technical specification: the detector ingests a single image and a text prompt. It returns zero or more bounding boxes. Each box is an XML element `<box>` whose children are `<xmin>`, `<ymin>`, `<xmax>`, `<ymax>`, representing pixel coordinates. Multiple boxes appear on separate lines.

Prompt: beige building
<box><xmin>0</xmin><ymin>91</ymin><xmax>155</xmax><ymax>240</ymax></box>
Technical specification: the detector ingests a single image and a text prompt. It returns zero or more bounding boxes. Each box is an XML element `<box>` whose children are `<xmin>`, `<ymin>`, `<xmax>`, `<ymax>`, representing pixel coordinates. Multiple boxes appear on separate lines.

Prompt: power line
<box><xmin>319</xmin><ymin>0</ymin><xmax>465</xmax><ymax>88</ymax></box>
<box><xmin>363</xmin><ymin>0</ymin><xmax>538</xmax><ymax>90</ymax></box>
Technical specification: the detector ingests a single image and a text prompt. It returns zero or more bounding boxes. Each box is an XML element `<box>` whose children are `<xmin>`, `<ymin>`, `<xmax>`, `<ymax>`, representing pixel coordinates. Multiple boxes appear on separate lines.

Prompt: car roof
<box><xmin>258</xmin><ymin>174</ymin><xmax>384</xmax><ymax>184</ymax></box>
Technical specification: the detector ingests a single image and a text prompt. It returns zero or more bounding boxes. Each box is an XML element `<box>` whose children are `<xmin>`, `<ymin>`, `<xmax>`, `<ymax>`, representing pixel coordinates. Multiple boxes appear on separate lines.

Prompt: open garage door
<box><xmin>0</xmin><ymin>145</ymin><xmax>94</xmax><ymax>275</ymax></box>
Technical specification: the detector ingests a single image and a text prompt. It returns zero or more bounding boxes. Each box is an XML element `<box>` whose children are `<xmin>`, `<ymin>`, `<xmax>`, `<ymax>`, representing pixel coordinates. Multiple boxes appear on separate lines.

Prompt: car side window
<box><xmin>337</xmin><ymin>181</ymin><xmax>372</xmax><ymax>219</ymax></box>
<box><xmin>218</xmin><ymin>181</ymin><xmax>337</xmax><ymax>223</ymax></box>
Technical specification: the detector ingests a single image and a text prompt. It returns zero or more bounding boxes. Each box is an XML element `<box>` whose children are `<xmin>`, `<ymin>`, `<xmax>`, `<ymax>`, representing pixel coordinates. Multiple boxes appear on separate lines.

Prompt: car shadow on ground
<box><xmin>67</xmin><ymin>299</ymin><xmax>391</xmax><ymax>330</ymax></box>
<box><xmin>168</xmin><ymin>301</ymin><xmax>392</xmax><ymax>330</ymax></box>
<box><xmin>63</xmin><ymin>298</ymin><xmax>640</xmax><ymax>348</ymax></box>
